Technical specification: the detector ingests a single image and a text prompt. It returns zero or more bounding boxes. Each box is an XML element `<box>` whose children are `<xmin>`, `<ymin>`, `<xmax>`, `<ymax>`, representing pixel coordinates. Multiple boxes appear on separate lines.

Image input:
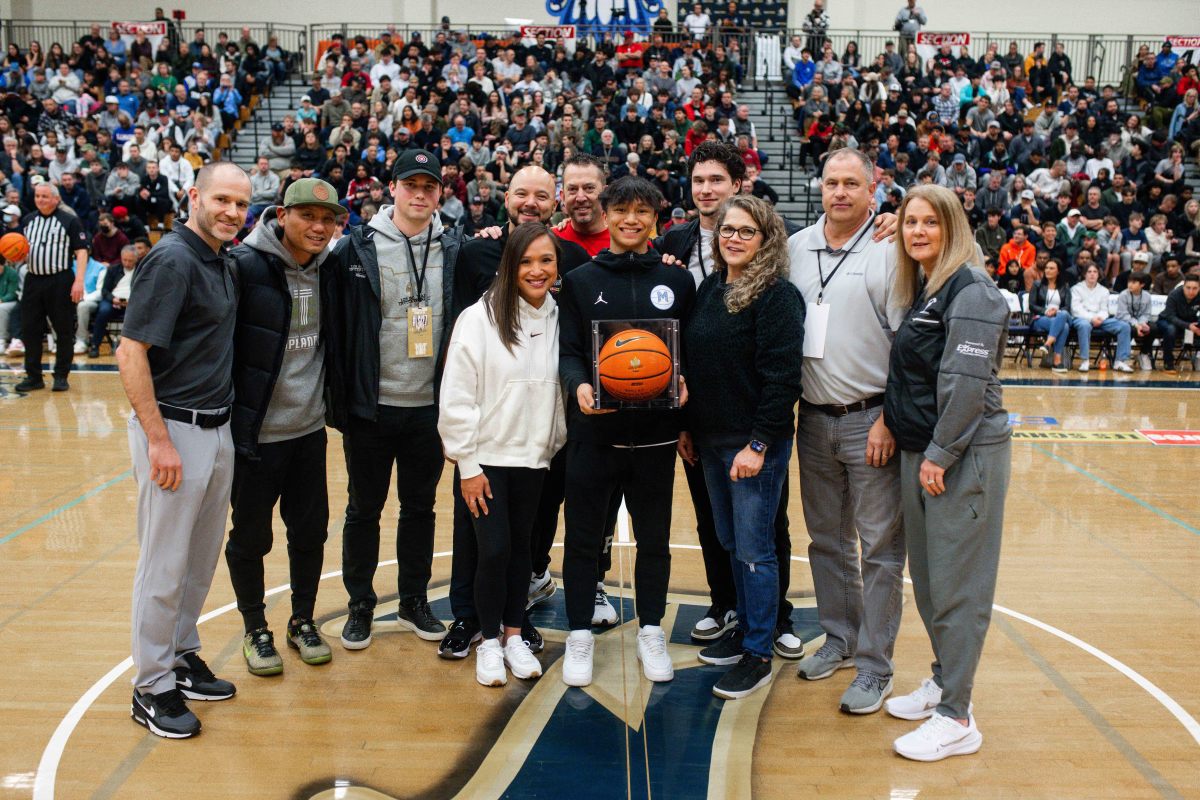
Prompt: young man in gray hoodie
<box><xmin>224</xmin><ymin>178</ymin><xmax>346</xmax><ymax>676</ymax></box>
<box><xmin>327</xmin><ymin>149</ymin><xmax>464</xmax><ymax>650</ymax></box>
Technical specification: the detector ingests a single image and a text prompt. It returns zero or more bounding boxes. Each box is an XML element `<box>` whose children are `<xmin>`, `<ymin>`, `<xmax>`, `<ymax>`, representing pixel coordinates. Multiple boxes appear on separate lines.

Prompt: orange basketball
<box><xmin>598</xmin><ymin>328</ymin><xmax>673</xmax><ymax>402</ymax></box>
<box><xmin>0</xmin><ymin>232</ymin><xmax>29</xmax><ymax>264</ymax></box>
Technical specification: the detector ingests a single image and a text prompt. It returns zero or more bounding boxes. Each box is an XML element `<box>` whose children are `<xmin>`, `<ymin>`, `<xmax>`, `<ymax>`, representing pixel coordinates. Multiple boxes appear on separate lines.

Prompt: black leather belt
<box><xmin>158</xmin><ymin>403</ymin><xmax>231</xmax><ymax>429</ymax></box>
<box><xmin>802</xmin><ymin>395</ymin><xmax>885</xmax><ymax>417</ymax></box>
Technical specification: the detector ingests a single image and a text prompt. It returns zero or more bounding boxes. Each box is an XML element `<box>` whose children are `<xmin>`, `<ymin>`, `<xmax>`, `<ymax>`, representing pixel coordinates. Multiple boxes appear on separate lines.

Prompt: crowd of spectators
<box><xmin>0</xmin><ymin>11</ymin><xmax>292</xmax><ymax>357</ymax></box>
<box><xmin>784</xmin><ymin>7</ymin><xmax>1200</xmax><ymax>371</ymax></box>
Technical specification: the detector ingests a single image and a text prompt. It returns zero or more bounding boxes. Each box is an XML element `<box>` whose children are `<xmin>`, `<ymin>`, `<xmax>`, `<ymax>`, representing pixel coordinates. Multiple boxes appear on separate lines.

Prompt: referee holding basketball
<box><xmin>15</xmin><ymin>182</ymin><xmax>89</xmax><ymax>393</ymax></box>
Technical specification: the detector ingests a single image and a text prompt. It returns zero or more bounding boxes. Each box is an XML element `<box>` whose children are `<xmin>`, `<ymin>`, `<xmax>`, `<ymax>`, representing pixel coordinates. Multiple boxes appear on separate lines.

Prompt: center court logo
<box><xmin>309</xmin><ymin>591</ymin><xmax>816</xmax><ymax>799</ymax></box>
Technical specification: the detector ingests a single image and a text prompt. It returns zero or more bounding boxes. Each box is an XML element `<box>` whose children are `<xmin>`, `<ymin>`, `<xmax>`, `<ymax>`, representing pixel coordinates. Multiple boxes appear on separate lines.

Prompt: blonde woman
<box><xmin>680</xmin><ymin>196</ymin><xmax>804</xmax><ymax>700</ymax></box>
<box><xmin>882</xmin><ymin>185</ymin><xmax>1012</xmax><ymax>761</ymax></box>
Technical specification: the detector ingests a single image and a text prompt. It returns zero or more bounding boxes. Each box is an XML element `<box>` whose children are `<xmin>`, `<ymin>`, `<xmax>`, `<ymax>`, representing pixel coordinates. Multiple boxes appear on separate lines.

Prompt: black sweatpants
<box><xmin>225</xmin><ymin>429</ymin><xmax>329</xmax><ymax>632</ymax></box>
<box><xmin>341</xmin><ymin>405</ymin><xmax>443</xmax><ymax>610</ymax></box>
<box><xmin>448</xmin><ymin>450</ymin><xmax>618</xmax><ymax>622</ymax></box>
<box><xmin>21</xmin><ymin>270</ymin><xmax>76</xmax><ymax>380</ymax></box>
<box><xmin>563</xmin><ymin>440</ymin><xmax>675</xmax><ymax>631</ymax></box>
<box><xmin>471</xmin><ymin>465</ymin><xmax>546</xmax><ymax>639</ymax></box>
<box><xmin>683</xmin><ymin>456</ymin><xmax>794</xmax><ymax>628</ymax></box>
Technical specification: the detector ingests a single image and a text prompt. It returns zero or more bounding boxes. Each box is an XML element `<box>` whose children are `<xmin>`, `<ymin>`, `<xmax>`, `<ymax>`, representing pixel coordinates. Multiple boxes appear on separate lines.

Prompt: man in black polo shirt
<box><xmin>117</xmin><ymin>162</ymin><xmax>252</xmax><ymax>740</ymax></box>
<box><xmin>15</xmin><ymin>182</ymin><xmax>89</xmax><ymax>393</ymax></box>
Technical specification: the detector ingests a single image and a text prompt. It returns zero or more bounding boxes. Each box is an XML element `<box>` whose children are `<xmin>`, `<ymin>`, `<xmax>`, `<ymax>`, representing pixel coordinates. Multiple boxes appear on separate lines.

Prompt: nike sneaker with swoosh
<box><xmin>893</xmin><ymin>712</ymin><xmax>983</xmax><ymax>762</ymax></box>
<box><xmin>131</xmin><ymin>688</ymin><xmax>201</xmax><ymax>739</ymax></box>
<box><xmin>174</xmin><ymin>652</ymin><xmax>236</xmax><ymax>701</ymax></box>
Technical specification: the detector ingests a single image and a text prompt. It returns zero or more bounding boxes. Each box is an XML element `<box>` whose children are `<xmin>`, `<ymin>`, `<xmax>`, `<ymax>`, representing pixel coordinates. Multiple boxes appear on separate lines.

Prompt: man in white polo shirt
<box><xmin>787</xmin><ymin>147</ymin><xmax>906</xmax><ymax>716</ymax></box>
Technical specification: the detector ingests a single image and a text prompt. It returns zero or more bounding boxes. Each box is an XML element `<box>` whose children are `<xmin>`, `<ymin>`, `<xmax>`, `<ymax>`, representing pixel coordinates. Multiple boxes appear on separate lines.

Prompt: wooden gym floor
<box><xmin>0</xmin><ymin>357</ymin><xmax>1198</xmax><ymax>800</ymax></box>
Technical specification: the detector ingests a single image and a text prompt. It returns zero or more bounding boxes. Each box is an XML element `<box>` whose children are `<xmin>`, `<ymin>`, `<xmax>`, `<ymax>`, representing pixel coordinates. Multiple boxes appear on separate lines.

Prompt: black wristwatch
<box><xmin>749</xmin><ymin>439</ymin><xmax>767</xmax><ymax>454</ymax></box>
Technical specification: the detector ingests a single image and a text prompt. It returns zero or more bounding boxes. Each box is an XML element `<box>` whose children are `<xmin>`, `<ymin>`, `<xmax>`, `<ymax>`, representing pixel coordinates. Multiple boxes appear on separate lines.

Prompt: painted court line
<box><xmin>1032</xmin><ymin>445</ymin><xmax>1200</xmax><ymax>537</ymax></box>
<box><xmin>33</xmin><ymin>547</ymin><xmax>1200</xmax><ymax>800</ymax></box>
<box><xmin>0</xmin><ymin>470</ymin><xmax>132</xmax><ymax>546</ymax></box>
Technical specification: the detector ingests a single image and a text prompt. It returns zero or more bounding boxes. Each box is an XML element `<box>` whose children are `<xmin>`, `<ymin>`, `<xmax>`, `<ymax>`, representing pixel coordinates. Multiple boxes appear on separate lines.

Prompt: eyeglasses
<box><xmin>718</xmin><ymin>225</ymin><xmax>761</xmax><ymax>241</ymax></box>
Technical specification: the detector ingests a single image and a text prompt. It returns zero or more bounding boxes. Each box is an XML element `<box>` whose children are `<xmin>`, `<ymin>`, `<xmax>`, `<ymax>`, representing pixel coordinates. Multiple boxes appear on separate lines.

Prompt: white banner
<box><xmin>112</xmin><ymin>21</ymin><xmax>167</xmax><ymax>63</ymax></box>
<box><xmin>1166</xmin><ymin>35</ymin><xmax>1200</xmax><ymax>65</ymax></box>
<box><xmin>915</xmin><ymin>31</ymin><xmax>970</xmax><ymax>65</ymax></box>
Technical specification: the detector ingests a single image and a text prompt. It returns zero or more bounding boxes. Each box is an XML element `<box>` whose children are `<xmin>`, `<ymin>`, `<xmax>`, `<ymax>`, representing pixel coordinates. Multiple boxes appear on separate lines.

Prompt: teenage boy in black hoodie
<box><xmin>557</xmin><ymin>176</ymin><xmax>696</xmax><ymax>688</ymax></box>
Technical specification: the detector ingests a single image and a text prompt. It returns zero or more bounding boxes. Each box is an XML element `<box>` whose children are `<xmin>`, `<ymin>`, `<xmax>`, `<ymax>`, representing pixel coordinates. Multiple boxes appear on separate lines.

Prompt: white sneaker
<box><xmin>46</xmin><ymin>335</ymin><xmax>56</xmax><ymax>354</ymax></box>
<box><xmin>592</xmin><ymin>583</ymin><xmax>618</xmax><ymax>626</ymax></box>
<box><xmin>636</xmin><ymin>625</ymin><xmax>674</xmax><ymax>682</ymax></box>
<box><xmin>1078</xmin><ymin>362</ymin><xmax>1089</xmax><ymax>373</ymax></box>
<box><xmin>1139</xmin><ymin>354</ymin><xmax>1153</xmax><ymax>371</ymax></box>
<box><xmin>475</xmin><ymin>639</ymin><xmax>507</xmax><ymax>687</ymax></box>
<box><xmin>527</xmin><ymin>570</ymin><xmax>556</xmax><ymax>609</ymax></box>
<box><xmin>885</xmin><ymin>676</ymin><xmax>942</xmax><ymax>720</ymax></box>
<box><xmin>503</xmin><ymin>636</ymin><xmax>542</xmax><ymax>680</ymax></box>
<box><xmin>0</xmin><ymin>339</ymin><xmax>6</xmax><ymax>354</ymax></box>
<box><xmin>5</xmin><ymin>338</ymin><xmax>23</xmax><ymax>356</ymax></box>
<box><xmin>1112</xmin><ymin>360</ymin><xmax>1134</xmax><ymax>373</ymax></box>
<box><xmin>690</xmin><ymin>607</ymin><xmax>737</xmax><ymax>641</ymax></box>
<box><xmin>562</xmin><ymin>630</ymin><xmax>594</xmax><ymax>687</ymax></box>
<box><xmin>893</xmin><ymin>712</ymin><xmax>983</xmax><ymax>762</ymax></box>
<box><xmin>72</xmin><ymin>338</ymin><xmax>86</xmax><ymax>355</ymax></box>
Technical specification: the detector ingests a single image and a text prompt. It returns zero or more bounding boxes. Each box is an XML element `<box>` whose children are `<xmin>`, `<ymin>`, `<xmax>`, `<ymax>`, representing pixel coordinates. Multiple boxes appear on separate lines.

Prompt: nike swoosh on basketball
<box><xmin>614</xmin><ymin>336</ymin><xmax>646</xmax><ymax>347</ymax></box>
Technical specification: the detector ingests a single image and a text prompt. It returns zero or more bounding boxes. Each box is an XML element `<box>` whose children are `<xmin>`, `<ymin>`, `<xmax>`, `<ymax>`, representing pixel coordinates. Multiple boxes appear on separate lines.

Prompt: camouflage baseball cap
<box><xmin>283</xmin><ymin>177</ymin><xmax>346</xmax><ymax>216</ymax></box>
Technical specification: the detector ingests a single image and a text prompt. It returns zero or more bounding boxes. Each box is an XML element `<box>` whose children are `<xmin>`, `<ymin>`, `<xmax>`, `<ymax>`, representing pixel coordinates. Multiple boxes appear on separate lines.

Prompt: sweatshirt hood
<box><xmin>368</xmin><ymin>205</ymin><xmax>445</xmax><ymax>244</ymax></box>
<box><xmin>591</xmin><ymin>247</ymin><xmax>662</xmax><ymax>272</ymax></box>
<box><xmin>243</xmin><ymin>206</ymin><xmax>331</xmax><ymax>271</ymax></box>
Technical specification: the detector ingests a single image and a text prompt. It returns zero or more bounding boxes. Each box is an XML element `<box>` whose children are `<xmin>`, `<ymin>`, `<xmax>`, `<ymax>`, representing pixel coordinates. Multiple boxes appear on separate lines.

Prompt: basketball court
<box><xmin>1</xmin><ymin>360</ymin><xmax>1197</xmax><ymax>799</ymax></box>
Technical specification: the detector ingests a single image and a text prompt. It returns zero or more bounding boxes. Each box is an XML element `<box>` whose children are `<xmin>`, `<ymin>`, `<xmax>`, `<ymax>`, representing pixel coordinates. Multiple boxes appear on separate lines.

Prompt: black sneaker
<box><xmin>51</xmin><ymin>376</ymin><xmax>69</xmax><ymax>392</ymax></box>
<box><xmin>14</xmin><ymin>377</ymin><xmax>45</xmax><ymax>392</ymax></box>
<box><xmin>438</xmin><ymin>617</ymin><xmax>482</xmax><ymax>660</ymax></box>
<box><xmin>341</xmin><ymin>604</ymin><xmax>374</xmax><ymax>650</ymax></box>
<box><xmin>397</xmin><ymin>598</ymin><xmax>447</xmax><ymax>641</ymax></box>
<box><xmin>712</xmin><ymin>654</ymin><xmax>773</xmax><ymax>700</ymax></box>
<box><xmin>522</xmin><ymin>614</ymin><xmax>544</xmax><ymax>654</ymax></box>
<box><xmin>698</xmin><ymin>629</ymin><xmax>745</xmax><ymax>666</ymax></box>
<box><xmin>173</xmin><ymin>653</ymin><xmax>236</xmax><ymax>701</ymax></box>
<box><xmin>87</xmin><ymin>344</ymin><xmax>100</xmax><ymax>358</ymax></box>
<box><xmin>131</xmin><ymin>688</ymin><xmax>200</xmax><ymax>739</ymax></box>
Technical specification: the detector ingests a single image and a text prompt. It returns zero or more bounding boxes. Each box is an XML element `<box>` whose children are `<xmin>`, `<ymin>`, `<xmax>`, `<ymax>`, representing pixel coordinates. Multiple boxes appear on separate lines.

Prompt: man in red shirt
<box><xmin>616</xmin><ymin>31</ymin><xmax>645</xmax><ymax>76</ymax></box>
<box><xmin>556</xmin><ymin>154</ymin><xmax>611</xmax><ymax>256</ymax></box>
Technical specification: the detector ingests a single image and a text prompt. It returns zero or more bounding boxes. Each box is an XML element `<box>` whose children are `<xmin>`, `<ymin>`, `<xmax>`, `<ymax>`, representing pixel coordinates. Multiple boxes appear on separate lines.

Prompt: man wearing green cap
<box><xmin>224</xmin><ymin>177</ymin><xmax>346</xmax><ymax>677</ymax></box>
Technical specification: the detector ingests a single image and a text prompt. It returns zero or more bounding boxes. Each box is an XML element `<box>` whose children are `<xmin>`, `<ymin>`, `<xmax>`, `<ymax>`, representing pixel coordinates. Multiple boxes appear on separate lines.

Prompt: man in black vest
<box><xmin>224</xmin><ymin>178</ymin><xmax>345</xmax><ymax>677</ymax></box>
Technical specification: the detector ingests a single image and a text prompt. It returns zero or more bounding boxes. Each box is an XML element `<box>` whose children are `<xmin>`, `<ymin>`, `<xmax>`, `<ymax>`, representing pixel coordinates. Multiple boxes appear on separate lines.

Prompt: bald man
<box><xmin>119</xmin><ymin>162</ymin><xmax>252</xmax><ymax>739</ymax></box>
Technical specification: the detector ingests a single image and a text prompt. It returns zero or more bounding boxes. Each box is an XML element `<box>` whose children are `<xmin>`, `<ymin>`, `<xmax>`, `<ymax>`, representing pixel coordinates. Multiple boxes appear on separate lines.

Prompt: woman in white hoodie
<box><xmin>1069</xmin><ymin>262</ymin><xmax>1133</xmax><ymax>372</ymax></box>
<box><xmin>438</xmin><ymin>222</ymin><xmax>567</xmax><ymax>687</ymax></box>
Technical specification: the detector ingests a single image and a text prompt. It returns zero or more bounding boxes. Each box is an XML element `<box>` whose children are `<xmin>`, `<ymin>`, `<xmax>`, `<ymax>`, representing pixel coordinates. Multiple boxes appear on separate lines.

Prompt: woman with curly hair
<box><xmin>680</xmin><ymin>194</ymin><xmax>805</xmax><ymax>701</ymax></box>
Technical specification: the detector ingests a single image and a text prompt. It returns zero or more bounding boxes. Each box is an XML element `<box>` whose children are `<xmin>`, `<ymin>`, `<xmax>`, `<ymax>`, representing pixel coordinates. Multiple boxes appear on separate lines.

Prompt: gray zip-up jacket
<box><xmin>1115</xmin><ymin>289</ymin><xmax>1153</xmax><ymax>326</ymax></box>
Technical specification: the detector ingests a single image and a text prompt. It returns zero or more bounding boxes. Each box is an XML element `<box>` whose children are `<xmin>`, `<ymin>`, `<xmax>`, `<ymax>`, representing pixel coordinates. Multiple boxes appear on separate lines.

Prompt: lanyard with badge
<box><xmin>804</xmin><ymin>214</ymin><xmax>874</xmax><ymax>359</ymax></box>
<box><xmin>401</xmin><ymin>227</ymin><xmax>434</xmax><ymax>358</ymax></box>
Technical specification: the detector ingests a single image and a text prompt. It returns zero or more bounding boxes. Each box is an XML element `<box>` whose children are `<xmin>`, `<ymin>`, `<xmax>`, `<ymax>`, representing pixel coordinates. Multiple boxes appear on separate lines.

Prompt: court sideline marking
<box><xmin>33</xmin><ymin>545</ymin><xmax>1200</xmax><ymax>800</ymax></box>
<box><xmin>0</xmin><ymin>469</ymin><xmax>131</xmax><ymax>546</ymax></box>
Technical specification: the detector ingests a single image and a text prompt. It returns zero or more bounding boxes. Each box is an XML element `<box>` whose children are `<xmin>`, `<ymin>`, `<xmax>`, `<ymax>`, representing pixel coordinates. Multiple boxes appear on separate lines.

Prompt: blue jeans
<box><xmin>1031</xmin><ymin>313</ymin><xmax>1069</xmax><ymax>357</ymax></box>
<box><xmin>1070</xmin><ymin>316</ymin><xmax>1131</xmax><ymax>362</ymax></box>
<box><xmin>700</xmin><ymin>441</ymin><xmax>793</xmax><ymax>659</ymax></box>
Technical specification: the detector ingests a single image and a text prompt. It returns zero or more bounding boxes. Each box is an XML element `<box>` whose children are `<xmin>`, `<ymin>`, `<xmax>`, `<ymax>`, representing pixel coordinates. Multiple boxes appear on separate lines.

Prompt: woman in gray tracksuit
<box><xmin>881</xmin><ymin>185</ymin><xmax>1012</xmax><ymax>763</ymax></box>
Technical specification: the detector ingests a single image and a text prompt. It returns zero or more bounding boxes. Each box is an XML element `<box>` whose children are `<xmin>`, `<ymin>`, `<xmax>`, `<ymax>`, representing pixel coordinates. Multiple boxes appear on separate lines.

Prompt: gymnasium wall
<box><xmin>0</xmin><ymin>0</ymin><xmax>1185</xmax><ymax>36</ymax></box>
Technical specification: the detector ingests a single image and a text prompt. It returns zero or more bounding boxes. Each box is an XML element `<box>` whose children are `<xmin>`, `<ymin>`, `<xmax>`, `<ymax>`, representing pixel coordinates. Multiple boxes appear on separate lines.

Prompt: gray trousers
<box><xmin>796</xmin><ymin>404</ymin><xmax>905</xmax><ymax>677</ymax></box>
<box><xmin>901</xmin><ymin>439</ymin><xmax>1011</xmax><ymax>719</ymax></box>
<box><xmin>128</xmin><ymin>413</ymin><xmax>234</xmax><ymax>696</ymax></box>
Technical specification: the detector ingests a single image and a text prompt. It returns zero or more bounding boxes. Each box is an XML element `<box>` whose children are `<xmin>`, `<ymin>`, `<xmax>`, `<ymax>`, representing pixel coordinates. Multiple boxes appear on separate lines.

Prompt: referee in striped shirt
<box><xmin>16</xmin><ymin>182</ymin><xmax>89</xmax><ymax>392</ymax></box>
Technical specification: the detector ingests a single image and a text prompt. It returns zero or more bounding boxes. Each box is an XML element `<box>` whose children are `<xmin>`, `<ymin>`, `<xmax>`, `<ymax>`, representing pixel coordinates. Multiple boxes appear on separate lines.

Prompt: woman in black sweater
<box><xmin>680</xmin><ymin>195</ymin><xmax>804</xmax><ymax>701</ymax></box>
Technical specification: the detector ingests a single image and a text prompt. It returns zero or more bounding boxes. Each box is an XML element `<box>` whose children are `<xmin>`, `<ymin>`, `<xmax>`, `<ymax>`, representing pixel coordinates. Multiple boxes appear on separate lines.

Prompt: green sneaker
<box><xmin>288</xmin><ymin>617</ymin><xmax>333</xmax><ymax>666</ymax></box>
<box><xmin>243</xmin><ymin>628</ymin><xmax>284</xmax><ymax>676</ymax></box>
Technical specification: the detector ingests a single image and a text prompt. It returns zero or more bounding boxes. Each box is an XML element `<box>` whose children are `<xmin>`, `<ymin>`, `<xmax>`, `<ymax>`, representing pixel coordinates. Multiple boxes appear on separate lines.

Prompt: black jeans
<box><xmin>21</xmin><ymin>270</ymin><xmax>75</xmax><ymax>380</ymax></box>
<box><xmin>341</xmin><ymin>404</ymin><xmax>443</xmax><ymax>610</ymax></box>
<box><xmin>471</xmin><ymin>466</ymin><xmax>546</xmax><ymax>638</ymax></box>
<box><xmin>448</xmin><ymin>451</ymin><xmax>618</xmax><ymax>622</ymax></box>
<box><xmin>563</xmin><ymin>440</ymin><xmax>675</xmax><ymax>631</ymax></box>
<box><xmin>1157</xmin><ymin>319</ymin><xmax>1181</xmax><ymax>369</ymax></box>
<box><xmin>225</xmin><ymin>429</ymin><xmax>329</xmax><ymax>632</ymax></box>
<box><xmin>684</xmin><ymin>455</ymin><xmax>794</xmax><ymax>628</ymax></box>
